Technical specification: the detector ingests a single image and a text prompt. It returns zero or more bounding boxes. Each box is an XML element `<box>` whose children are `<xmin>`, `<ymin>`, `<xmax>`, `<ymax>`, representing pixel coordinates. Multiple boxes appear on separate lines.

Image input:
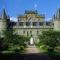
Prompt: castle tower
<box><xmin>0</xmin><ymin>9</ymin><xmax>9</xmax><ymax>36</ymax></box>
<box><xmin>54</xmin><ymin>8</ymin><xmax>60</xmax><ymax>31</ymax></box>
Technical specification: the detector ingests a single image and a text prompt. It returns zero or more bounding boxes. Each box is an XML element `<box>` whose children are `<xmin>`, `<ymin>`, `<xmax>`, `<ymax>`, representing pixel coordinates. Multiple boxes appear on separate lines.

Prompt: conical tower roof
<box><xmin>56</xmin><ymin>8</ymin><xmax>60</xmax><ymax>19</ymax></box>
<box><xmin>2</xmin><ymin>9</ymin><xmax>7</xmax><ymax>19</ymax></box>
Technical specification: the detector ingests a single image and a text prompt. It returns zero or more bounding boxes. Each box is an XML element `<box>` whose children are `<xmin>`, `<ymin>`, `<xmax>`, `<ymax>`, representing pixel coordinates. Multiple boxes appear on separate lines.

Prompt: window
<box><xmin>19</xmin><ymin>22</ymin><xmax>24</xmax><ymax>26</ymax></box>
<box><xmin>30</xmin><ymin>31</ymin><xmax>32</xmax><ymax>34</ymax></box>
<box><xmin>26</xmin><ymin>22</ymin><xmax>30</xmax><ymax>26</ymax></box>
<box><xmin>30</xmin><ymin>31</ymin><xmax>32</xmax><ymax>37</ymax></box>
<box><xmin>37</xmin><ymin>30</ymin><xmax>39</xmax><ymax>34</ymax></box>
<box><xmin>23</xmin><ymin>31</ymin><xmax>25</xmax><ymax>34</ymax></box>
<box><xmin>33</xmin><ymin>22</ymin><xmax>37</xmax><ymax>26</ymax></box>
<box><xmin>39</xmin><ymin>22</ymin><xmax>43</xmax><ymax>26</ymax></box>
<box><xmin>46</xmin><ymin>22</ymin><xmax>50</xmax><ymax>26</ymax></box>
<box><xmin>27</xmin><ymin>31</ymin><xmax>29</xmax><ymax>36</ymax></box>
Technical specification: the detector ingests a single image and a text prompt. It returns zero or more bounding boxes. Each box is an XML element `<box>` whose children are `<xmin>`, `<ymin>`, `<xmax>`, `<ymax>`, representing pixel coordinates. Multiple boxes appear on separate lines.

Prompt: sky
<box><xmin>0</xmin><ymin>0</ymin><xmax>60</xmax><ymax>21</ymax></box>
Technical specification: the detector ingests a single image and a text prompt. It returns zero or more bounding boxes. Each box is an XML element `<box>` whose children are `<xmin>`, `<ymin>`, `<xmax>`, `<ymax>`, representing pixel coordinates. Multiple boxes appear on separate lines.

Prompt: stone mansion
<box><xmin>0</xmin><ymin>8</ymin><xmax>60</xmax><ymax>42</ymax></box>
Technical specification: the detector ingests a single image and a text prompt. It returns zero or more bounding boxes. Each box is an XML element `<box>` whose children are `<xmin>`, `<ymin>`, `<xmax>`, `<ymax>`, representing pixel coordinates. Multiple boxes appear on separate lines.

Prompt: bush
<box><xmin>38</xmin><ymin>30</ymin><xmax>60</xmax><ymax>53</ymax></box>
<box><xmin>14</xmin><ymin>48</ymin><xmax>20</xmax><ymax>53</ymax></box>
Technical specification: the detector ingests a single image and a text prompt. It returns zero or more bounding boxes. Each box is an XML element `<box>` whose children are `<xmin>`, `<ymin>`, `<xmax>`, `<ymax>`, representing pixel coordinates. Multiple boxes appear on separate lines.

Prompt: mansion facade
<box><xmin>0</xmin><ymin>8</ymin><xmax>60</xmax><ymax>43</ymax></box>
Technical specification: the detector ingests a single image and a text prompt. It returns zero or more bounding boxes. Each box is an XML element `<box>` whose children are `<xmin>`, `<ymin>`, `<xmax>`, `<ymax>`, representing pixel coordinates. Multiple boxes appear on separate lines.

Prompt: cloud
<box><xmin>45</xmin><ymin>18</ymin><xmax>52</xmax><ymax>21</ymax></box>
<box><xmin>10</xmin><ymin>17</ymin><xmax>17</xmax><ymax>22</ymax></box>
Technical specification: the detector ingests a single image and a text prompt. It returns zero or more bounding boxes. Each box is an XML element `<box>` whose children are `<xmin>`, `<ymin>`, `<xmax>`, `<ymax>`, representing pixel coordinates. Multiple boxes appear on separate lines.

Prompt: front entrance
<box><xmin>29</xmin><ymin>37</ymin><xmax>34</xmax><ymax>45</ymax></box>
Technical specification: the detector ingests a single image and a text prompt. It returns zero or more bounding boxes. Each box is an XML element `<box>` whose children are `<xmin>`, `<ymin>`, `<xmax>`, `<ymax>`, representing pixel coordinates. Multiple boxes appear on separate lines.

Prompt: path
<box><xmin>25</xmin><ymin>45</ymin><xmax>40</xmax><ymax>54</ymax></box>
<box><xmin>23</xmin><ymin>45</ymin><xmax>55</xmax><ymax>60</ymax></box>
<box><xmin>1</xmin><ymin>45</ymin><xmax>59</xmax><ymax>60</ymax></box>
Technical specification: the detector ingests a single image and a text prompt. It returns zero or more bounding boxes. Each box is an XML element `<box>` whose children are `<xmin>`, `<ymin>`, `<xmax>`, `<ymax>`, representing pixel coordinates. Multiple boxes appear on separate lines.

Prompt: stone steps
<box><xmin>25</xmin><ymin>45</ymin><xmax>40</xmax><ymax>54</ymax></box>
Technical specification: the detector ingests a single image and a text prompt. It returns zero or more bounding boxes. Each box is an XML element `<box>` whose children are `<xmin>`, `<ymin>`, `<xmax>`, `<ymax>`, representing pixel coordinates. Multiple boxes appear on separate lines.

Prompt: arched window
<box><xmin>37</xmin><ymin>30</ymin><xmax>39</xmax><ymax>34</ymax></box>
<box><xmin>30</xmin><ymin>31</ymin><xmax>32</xmax><ymax>34</ymax></box>
<box><xmin>23</xmin><ymin>31</ymin><xmax>25</xmax><ymax>34</ymax></box>
<box><xmin>27</xmin><ymin>31</ymin><xmax>29</xmax><ymax>37</ymax></box>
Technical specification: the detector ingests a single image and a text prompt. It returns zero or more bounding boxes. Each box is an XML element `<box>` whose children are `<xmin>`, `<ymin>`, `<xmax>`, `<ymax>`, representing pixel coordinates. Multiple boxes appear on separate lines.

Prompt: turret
<box><xmin>0</xmin><ymin>9</ymin><xmax>9</xmax><ymax>37</ymax></box>
<box><xmin>2</xmin><ymin>9</ymin><xmax>7</xmax><ymax>19</ymax></box>
<box><xmin>54</xmin><ymin>8</ymin><xmax>60</xmax><ymax>31</ymax></box>
<box><xmin>56</xmin><ymin>8</ymin><xmax>60</xmax><ymax>19</ymax></box>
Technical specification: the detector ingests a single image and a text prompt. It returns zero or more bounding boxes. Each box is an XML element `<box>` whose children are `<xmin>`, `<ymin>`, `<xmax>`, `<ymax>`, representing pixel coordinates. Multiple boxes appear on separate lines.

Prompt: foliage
<box><xmin>38</xmin><ymin>30</ymin><xmax>60</xmax><ymax>52</ymax></box>
<box><xmin>0</xmin><ymin>29</ymin><xmax>30</xmax><ymax>52</ymax></box>
<box><xmin>12</xmin><ymin>34</ymin><xmax>30</xmax><ymax>47</ymax></box>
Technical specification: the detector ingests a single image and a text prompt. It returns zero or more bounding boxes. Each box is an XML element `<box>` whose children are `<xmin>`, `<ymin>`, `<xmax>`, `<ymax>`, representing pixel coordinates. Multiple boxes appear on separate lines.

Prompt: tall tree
<box><xmin>38</xmin><ymin>30</ymin><xmax>60</xmax><ymax>52</ymax></box>
<box><xmin>1</xmin><ymin>29</ymin><xmax>30</xmax><ymax>52</ymax></box>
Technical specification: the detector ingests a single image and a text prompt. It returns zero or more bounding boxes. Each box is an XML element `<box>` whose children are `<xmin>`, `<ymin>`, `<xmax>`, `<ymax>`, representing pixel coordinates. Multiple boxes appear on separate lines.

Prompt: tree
<box><xmin>12</xmin><ymin>34</ymin><xmax>30</xmax><ymax>47</ymax></box>
<box><xmin>0</xmin><ymin>37</ymin><xmax>4</xmax><ymax>51</ymax></box>
<box><xmin>0</xmin><ymin>29</ymin><xmax>13</xmax><ymax>50</ymax></box>
<box><xmin>1</xmin><ymin>29</ymin><xmax>30</xmax><ymax>52</ymax></box>
<box><xmin>38</xmin><ymin>30</ymin><xmax>60</xmax><ymax>52</ymax></box>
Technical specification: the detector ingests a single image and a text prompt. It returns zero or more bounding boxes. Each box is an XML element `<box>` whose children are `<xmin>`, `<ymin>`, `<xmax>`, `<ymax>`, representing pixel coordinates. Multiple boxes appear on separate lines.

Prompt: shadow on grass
<box><xmin>0</xmin><ymin>52</ymin><xmax>60</xmax><ymax>60</ymax></box>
